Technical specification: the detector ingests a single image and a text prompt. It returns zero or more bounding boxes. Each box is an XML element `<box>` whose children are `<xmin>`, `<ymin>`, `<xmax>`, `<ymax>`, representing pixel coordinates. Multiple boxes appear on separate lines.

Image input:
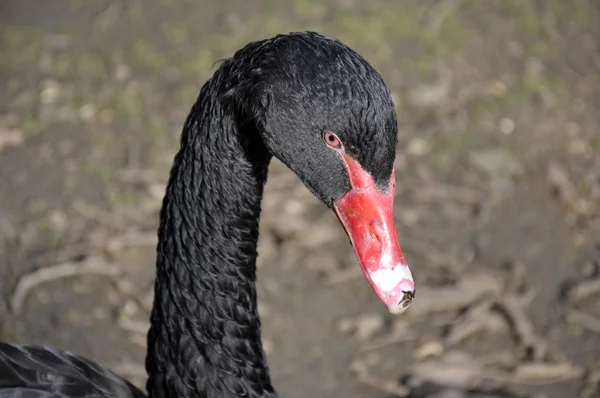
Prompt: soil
<box><xmin>1</xmin><ymin>1</ymin><xmax>599</xmax><ymax>397</ymax></box>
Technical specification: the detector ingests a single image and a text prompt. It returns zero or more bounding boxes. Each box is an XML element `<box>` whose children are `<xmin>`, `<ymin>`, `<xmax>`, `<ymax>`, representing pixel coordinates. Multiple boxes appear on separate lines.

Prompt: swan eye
<box><xmin>323</xmin><ymin>132</ymin><xmax>342</xmax><ymax>149</ymax></box>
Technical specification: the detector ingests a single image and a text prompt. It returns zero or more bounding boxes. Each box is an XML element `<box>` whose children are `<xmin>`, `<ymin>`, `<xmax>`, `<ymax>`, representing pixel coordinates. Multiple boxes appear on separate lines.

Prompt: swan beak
<box><xmin>333</xmin><ymin>155</ymin><xmax>415</xmax><ymax>314</ymax></box>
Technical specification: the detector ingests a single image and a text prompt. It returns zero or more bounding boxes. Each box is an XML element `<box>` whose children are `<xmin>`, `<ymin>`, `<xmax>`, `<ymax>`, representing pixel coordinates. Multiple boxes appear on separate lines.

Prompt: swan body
<box><xmin>0</xmin><ymin>341</ymin><xmax>145</xmax><ymax>397</ymax></box>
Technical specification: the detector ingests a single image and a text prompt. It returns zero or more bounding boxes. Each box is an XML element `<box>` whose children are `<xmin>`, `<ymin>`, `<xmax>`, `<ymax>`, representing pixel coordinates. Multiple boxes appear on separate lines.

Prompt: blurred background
<box><xmin>1</xmin><ymin>1</ymin><xmax>599</xmax><ymax>397</ymax></box>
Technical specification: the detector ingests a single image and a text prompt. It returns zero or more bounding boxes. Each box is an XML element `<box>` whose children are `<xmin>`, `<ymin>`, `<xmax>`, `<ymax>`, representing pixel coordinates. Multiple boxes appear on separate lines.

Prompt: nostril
<box><xmin>368</xmin><ymin>220</ymin><xmax>384</xmax><ymax>245</ymax></box>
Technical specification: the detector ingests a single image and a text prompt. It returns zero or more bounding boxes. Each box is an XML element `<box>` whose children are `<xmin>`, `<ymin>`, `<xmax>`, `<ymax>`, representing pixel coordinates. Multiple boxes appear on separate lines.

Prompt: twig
<box><xmin>493</xmin><ymin>296</ymin><xmax>547</xmax><ymax>361</ymax></box>
<box><xmin>547</xmin><ymin>162</ymin><xmax>578</xmax><ymax>207</ymax></box>
<box><xmin>579</xmin><ymin>368</ymin><xmax>600</xmax><ymax>398</ymax></box>
<box><xmin>561</xmin><ymin>276</ymin><xmax>600</xmax><ymax>303</ymax></box>
<box><xmin>25</xmin><ymin>241</ymin><xmax>93</xmax><ymax>269</ymax></box>
<box><xmin>566</xmin><ymin>309</ymin><xmax>600</xmax><ymax>334</ymax></box>
<box><xmin>411</xmin><ymin>356</ymin><xmax>583</xmax><ymax>389</ymax></box>
<box><xmin>360</xmin><ymin>329</ymin><xmax>417</xmax><ymax>352</ymax></box>
<box><xmin>445</xmin><ymin>299</ymin><xmax>495</xmax><ymax>345</ymax></box>
<box><xmin>408</xmin><ymin>272</ymin><xmax>502</xmax><ymax>317</ymax></box>
<box><xmin>355</xmin><ymin>371</ymin><xmax>410</xmax><ymax>397</ymax></box>
<box><xmin>481</xmin><ymin>362</ymin><xmax>584</xmax><ymax>385</ymax></box>
<box><xmin>515</xmin><ymin>288</ymin><xmax>538</xmax><ymax>308</ymax></box>
<box><xmin>11</xmin><ymin>256</ymin><xmax>122</xmax><ymax>314</ymax></box>
<box><xmin>501</xmin><ymin>260</ymin><xmax>528</xmax><ymax>295</ymax></box>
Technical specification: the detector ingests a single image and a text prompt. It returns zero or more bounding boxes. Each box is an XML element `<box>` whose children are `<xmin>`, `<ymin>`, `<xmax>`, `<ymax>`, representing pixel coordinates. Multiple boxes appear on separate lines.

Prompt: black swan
<box><xmin>0</xmin><ymin>31</ymin><xmax>415</xmax><ymax>398</ymax></box>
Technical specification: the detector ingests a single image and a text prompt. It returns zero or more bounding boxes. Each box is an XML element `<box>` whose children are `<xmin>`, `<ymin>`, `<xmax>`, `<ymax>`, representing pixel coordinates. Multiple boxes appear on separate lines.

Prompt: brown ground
<box><xmin>1</xmin><ymin>1</ymin><xmax>600</xmax><ymax>397</ymax></box>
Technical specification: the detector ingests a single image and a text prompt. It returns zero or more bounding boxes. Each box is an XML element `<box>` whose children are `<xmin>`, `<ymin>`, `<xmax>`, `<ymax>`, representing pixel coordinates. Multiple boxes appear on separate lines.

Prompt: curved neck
<box><xmin>145</xmin><ymin>74</ymin><xmax>276</xmax><ymax>398</ymax></box>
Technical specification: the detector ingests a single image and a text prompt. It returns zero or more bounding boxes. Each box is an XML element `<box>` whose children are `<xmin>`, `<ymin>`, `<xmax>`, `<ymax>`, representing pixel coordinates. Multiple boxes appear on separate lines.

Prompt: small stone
<box><xmin>355</xmin><ymin>314</ymin><xmax>385</xmax><ymax>341</ymax></box>
<box><xmin>349</xmin><ymin>359</ymin><xmax>368</xmax><ymax>374</ymax></box>
<box><xmin>48</xmin><ymin>210</ymin><xmax>67</xmax><ymax>231</ymax></box>
<box><xmin>0</xmin><ymin>128</ymin><xmax>24</xmax><ymax>151</ymax></box>
<box><xmin>40</xmin><ymin>79</ymin><xmax>61</xmax><ymax>104</ymax></box>
<box><xmin>257</xmin><ymin>300</ymin><xmax>270</xmax><ymax>317</ymax></box>
<box><xmin>283</xmin><ymin>198</ymin><xmax>305</xmax><ymax>215</ymax></box>
<box><xmin>488</xmin><ymin>80</ymin><xmax>507</xmax><ymax>97</ymax></box>
<box><xmin>568</xmin><ymin>139</ymin><xmax>588</xmax><ymax>156</ymax></box>
<box><xmin>337</xmin><ymin>317</ymin><xmax>355</xmax><ymax>334</ymax></box>
<box><xmin>123</xmin><ymin>299</ymin><xmax>139</xmax><ymax>317</ymax></box>
<box><xmin>79</xmin><ymin>103</ymin><xmax>97</xmax><ymax>121</ymax></box>
<box><xmin>115</xmin><ymin>64</ymin><xmax>131</xmax><ymax>81</ymax></box>
<box><xmin>262</xmin><ymin>338</ymin><xmax>274</xmax><ymax>355</ymax></box>
<box><xmin>407</xmin><ymin>137</ymin><xmax>430</xmax><ymax>157</ymax></box>
<box><xmin>414</xmin><ymin>339</ymin><xmax>444</xmax><ymax>360</ymax></box>
<box><xmin>499</xmin><ymin>117</ymin><xmax>515</xmax><ymax>135</ymax></box>
<box><xmin>147</xmin><ymin>183</ymin><xmax>167</xmax><ymax>200</ymax></box>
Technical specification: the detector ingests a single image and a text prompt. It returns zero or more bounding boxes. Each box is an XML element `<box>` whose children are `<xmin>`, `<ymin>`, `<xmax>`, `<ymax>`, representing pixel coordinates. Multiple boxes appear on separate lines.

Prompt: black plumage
<box><xmin>0</xmin><ymin>341</ymin><xmax>145</xmax><ymax>397</ymax></box>
<box><xmin>0</xmin><ymin>31</ymin><xmax>399</xmax><ymax>398</ymax></box>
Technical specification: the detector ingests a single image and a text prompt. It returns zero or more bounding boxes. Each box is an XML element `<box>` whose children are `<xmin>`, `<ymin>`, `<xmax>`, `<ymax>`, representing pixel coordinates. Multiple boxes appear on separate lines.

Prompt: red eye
<box><xmin>323</xmin><ymin>132</ymin><xmax>342</xmax><ymax>149</ymax></box>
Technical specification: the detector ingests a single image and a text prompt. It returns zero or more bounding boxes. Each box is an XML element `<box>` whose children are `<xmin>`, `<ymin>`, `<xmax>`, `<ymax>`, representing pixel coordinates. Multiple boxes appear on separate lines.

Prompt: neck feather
<box><xmin>145</xmin><ymin>74</ymin><xmax>276</xmax><ymax>398</ymax></box>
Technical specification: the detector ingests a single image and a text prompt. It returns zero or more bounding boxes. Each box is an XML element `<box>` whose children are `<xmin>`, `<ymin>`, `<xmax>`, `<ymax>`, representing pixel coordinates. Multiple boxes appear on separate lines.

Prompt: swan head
<box><xmin>231</xmin><ymin>32</ymin><xmax>415</xmax><ymax>314</ymax></box>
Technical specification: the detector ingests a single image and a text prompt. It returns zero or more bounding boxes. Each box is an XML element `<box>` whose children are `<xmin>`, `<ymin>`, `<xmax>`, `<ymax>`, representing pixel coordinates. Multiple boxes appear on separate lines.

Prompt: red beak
<box><xmin>333</xmin><ymin>153</ymin><xmax>415</xmax><ymax>314</ymax></box>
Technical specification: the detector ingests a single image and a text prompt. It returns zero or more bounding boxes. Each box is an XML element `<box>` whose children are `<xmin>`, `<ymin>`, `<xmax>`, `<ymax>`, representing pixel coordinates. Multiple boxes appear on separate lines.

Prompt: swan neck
<box><xmin>145</xmin><ymin>73</ymin><xmax>276</xmax><ymax>398</ymax></box>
